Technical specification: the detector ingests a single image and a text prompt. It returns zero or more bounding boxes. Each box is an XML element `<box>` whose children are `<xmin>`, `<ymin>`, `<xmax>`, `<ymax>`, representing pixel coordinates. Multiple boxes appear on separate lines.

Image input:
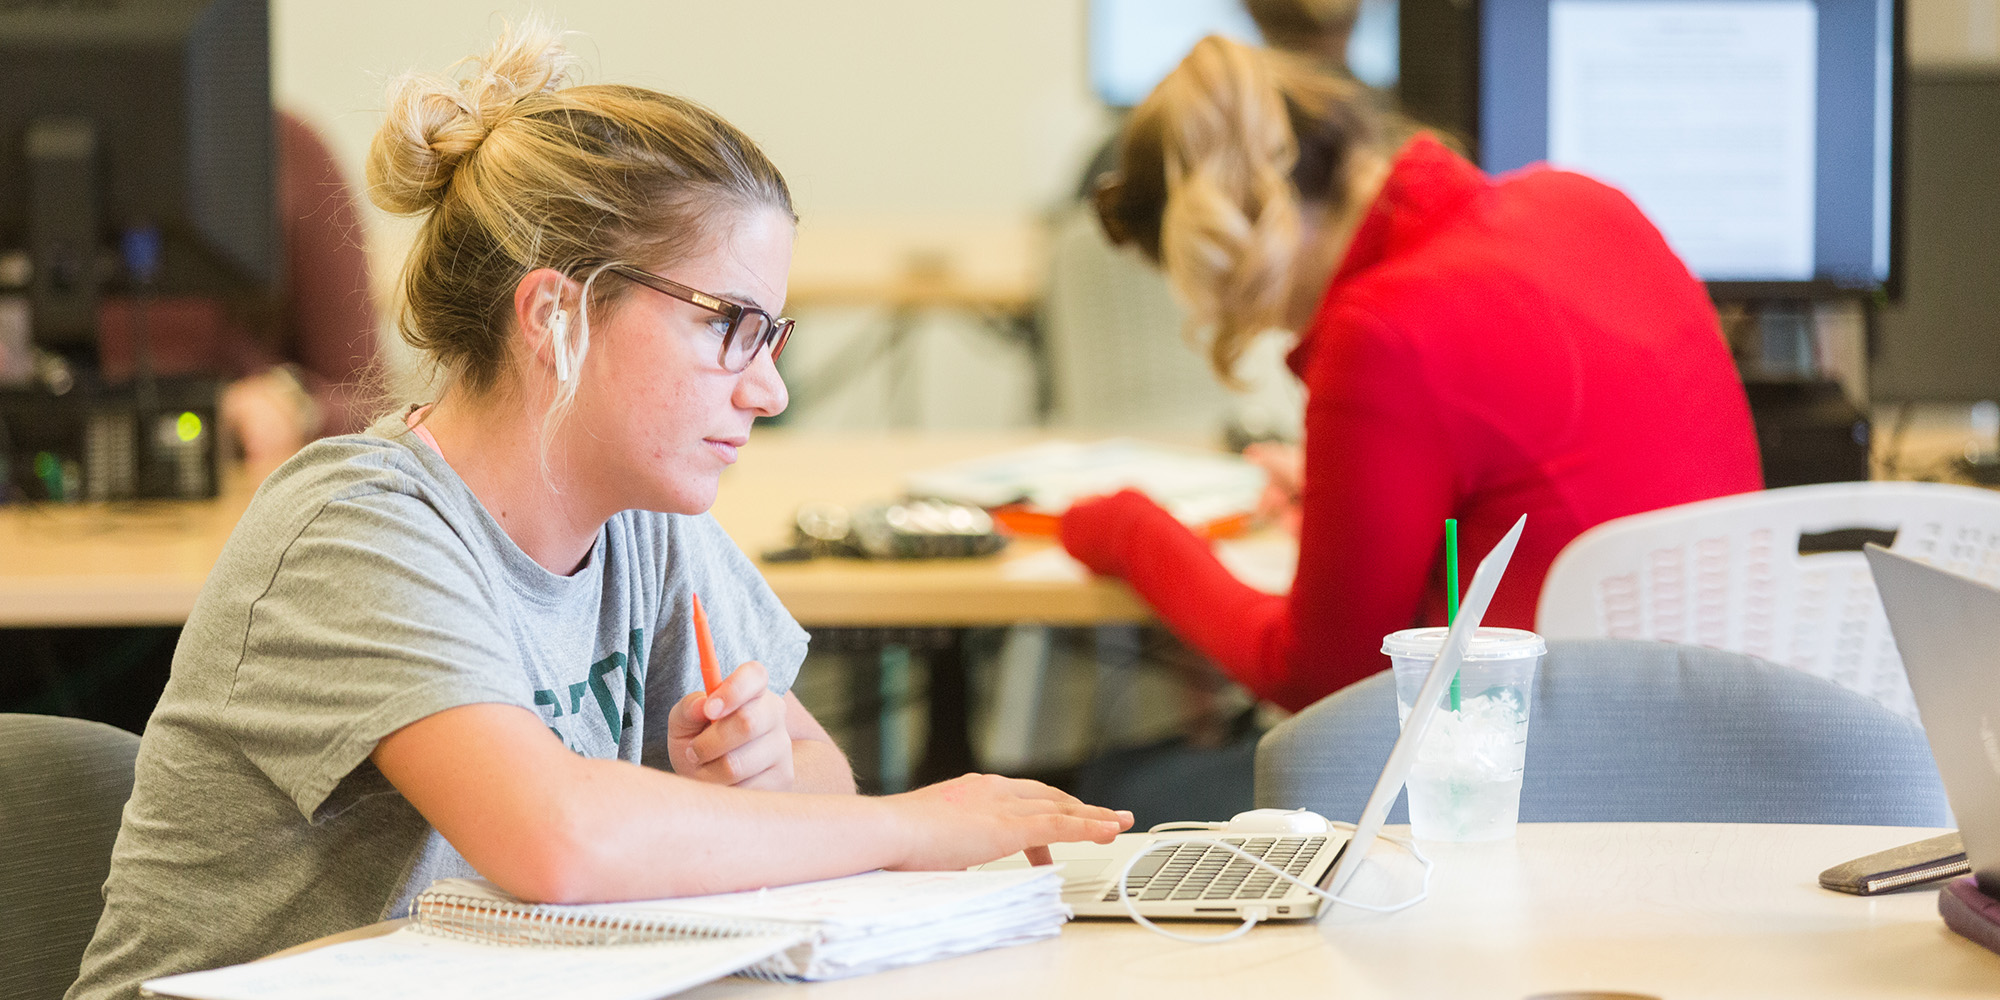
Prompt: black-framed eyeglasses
<box><xmin>607</xmin><ymin>264</ymin><xmax>794</xmax><ymax>373</ymax></box>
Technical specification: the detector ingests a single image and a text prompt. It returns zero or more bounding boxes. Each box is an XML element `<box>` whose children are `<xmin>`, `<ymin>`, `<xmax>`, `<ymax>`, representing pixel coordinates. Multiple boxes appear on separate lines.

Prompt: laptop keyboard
<box><xmin>1098</xmin><ymin>836</ymin><xmax>1328</xmax><ymax>904</ymax></box>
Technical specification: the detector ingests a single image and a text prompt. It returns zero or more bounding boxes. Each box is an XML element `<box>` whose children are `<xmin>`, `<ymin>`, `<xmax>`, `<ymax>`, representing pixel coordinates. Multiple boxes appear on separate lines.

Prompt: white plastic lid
<box><xmin>1380</xmin><ymin>626</ymin><xmax>1547</xmax><ymax>661</ymax></box>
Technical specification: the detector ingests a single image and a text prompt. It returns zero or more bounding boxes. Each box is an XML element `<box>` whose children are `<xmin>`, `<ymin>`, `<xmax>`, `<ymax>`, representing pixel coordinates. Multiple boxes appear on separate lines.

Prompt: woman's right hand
<box><xmin>883</xmin><ymin>774</ymin><xmax>1132</xmax><ymax>869</ymax></box>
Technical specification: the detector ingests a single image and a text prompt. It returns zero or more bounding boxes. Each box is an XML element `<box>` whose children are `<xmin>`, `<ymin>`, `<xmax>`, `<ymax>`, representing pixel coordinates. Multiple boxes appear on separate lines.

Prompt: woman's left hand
<box><xmin>1059</xmin><ymin>488</ymin><xmax>1171</xmax><ymax>579</ymax></box>
<box><xmin>1242</xmin><ymin>441</ymin><xmax>1305</xmax><ymax>537</ymax></box>
<box><xmin>221</xmin><ymin>367</ymin><xmax>319</xmax><ymax>470</ymax></box>
<box><xmin>665</xmin><ymin>660</ymin><xmax>796</xmax><ymax>791</ymax></box>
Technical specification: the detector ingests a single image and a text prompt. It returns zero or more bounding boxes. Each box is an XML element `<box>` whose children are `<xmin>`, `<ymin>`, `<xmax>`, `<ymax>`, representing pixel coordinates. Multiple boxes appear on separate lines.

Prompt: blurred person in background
<box><xmin>96</xmin><ymin>110</ymin><xmax>381</xmax><ymax>469</ymax></box>
<box><xmin>1050</xmin><ymin>0</ymin><xmax>1377</xmax><ymax>826</ymax></box>
<box><xmin>224</xmin><ymin>111</ymin><xmax>382</xmax><ymax>465</ymax></box>
<box><xmin>1066</xmin><ymin>36</ymin><xmax>1760</xmax><ymax>713</ymax></box>
<box><xmin>1244</xmin><ymin>0</ymin><xmax>1359</xmax><ymax>71</ymax></box>
<box><xmin>6</xmin><ymin>112</ymin><xmax>382</xmax><ymax>733</ymax></box>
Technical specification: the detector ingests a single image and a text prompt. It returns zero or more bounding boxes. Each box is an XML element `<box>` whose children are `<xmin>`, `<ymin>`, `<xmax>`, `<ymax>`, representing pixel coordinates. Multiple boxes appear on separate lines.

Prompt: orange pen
<box><xmin>691</xmin><ymin>592</ymin><xmax>723</xmax><ymax>696</ymax></box>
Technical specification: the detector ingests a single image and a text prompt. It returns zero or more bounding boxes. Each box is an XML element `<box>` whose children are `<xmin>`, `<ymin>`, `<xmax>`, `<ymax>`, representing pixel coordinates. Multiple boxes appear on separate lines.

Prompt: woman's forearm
<box><xmin>790</xmin><ymin>736</ymin><xmax>858</xmax><ymax>794</ymax></box>
<box><xmin>541</xmin><ymin>754</ymin><xmax>899</xmax><ymax>902</ymax></box>
<box><xmin>375</xmin><ymin>702</ymin><xmax>1128</xmax><ymax>906</ymax></box>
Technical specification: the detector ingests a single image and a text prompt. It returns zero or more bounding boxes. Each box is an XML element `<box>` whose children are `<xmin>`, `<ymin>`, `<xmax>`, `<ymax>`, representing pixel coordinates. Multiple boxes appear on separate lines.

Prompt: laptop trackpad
<box><xmin>1058</xmin><ymin>858</ymin><xmax>1110</xmax><ymax>882</ymax></box>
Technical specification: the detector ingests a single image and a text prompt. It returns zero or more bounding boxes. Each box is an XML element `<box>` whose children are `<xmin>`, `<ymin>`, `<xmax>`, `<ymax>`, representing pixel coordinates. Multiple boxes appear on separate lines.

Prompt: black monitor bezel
<box><xmin>1464</xmin><ymin>0</ymin><xmax>1906</xmax><ymax>303</ymax></box>
<box><xmin>0</xmin><ymin>0</ymin><xmax>278</xmax><ymax>350</ymax></box>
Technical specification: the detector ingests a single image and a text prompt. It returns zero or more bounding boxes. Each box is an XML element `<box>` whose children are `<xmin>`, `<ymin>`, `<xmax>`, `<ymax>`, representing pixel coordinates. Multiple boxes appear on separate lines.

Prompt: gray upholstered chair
<box><xmin>1256</xmin><ymin>639</ymin><xmax>1952</xmax><ymax>826</ymax></box>
<box><xmin>0</xmin><ymin>715</ymin><xmax>140</xmax><ymax>1000</ymax></box>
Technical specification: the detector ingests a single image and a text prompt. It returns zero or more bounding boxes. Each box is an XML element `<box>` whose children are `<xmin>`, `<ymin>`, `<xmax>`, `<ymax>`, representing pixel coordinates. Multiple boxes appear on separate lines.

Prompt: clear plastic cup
<box><xmin>1381</xmin><ymin>627</ymin><xmax>1547</xmax><ymax>842</ymax></box>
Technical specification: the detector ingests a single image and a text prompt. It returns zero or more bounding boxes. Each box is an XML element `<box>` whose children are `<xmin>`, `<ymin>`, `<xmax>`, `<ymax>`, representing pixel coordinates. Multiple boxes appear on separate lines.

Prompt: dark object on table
<box><xmin>1743</xmin><ymin>379</ymin><xmax>1872</xmax><ymax>488</ymax></box>
<box><xmin>1940</xmin><ymin>876</ymin><xmax>2000</xmax><ymax>954</ymax></box>
<box><xmin>0</xmin><ymin>373</ymin><xmax>221</xmax><ymax>502</ymax></box>
<box><xmin>763</xmin><ymin>499</ymin><xmax>1008</xmax><ymax>562</ymax></box>
<box><xmin>1956</xmin><ymin>456</ymin><xmax>2000</xmax><ymax>486</ymax></box>
<box><xmin>0</xmin><ymin>0</ymin><xmax>278</xmax><ymax>355</ymax></box>
<box><xmin>1819</xmin><ymin>831</ymin><xmax>1969</xmax><ymax>895</ymax></box>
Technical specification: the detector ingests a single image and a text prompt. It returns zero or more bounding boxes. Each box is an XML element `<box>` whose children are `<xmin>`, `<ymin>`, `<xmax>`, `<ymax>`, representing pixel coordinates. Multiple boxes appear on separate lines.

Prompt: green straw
<box><xmin>1446</xmin><ymin>518</ymin><xmax>1461</xmax><ymax>711</ymax></box>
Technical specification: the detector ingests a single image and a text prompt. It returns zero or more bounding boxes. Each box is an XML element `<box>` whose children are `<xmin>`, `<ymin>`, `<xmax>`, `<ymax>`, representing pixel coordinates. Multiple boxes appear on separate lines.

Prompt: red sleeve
<box><xmin>1060</xmin><ymin>305</ymin><xmax>1455</xmax><ymax>711</ymax></box>
<box><xmin>278</xmin><ymin>111</ymin><xmax>380</xmax><ymax>436</ymax></box>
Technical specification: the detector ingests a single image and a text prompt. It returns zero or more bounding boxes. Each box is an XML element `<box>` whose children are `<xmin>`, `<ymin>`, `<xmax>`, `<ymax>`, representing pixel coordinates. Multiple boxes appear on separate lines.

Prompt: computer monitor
<box><xmin>1088</xmin><ymin>0</ymin><xmax>1400</xmax><ymax>108</ymax></box>
<box><xmin>0</xmin><ymin>0</ymin><xmax>276</xmax><ymax>354</ymax></box>
<box><xmin>1870</xmin><ymin>69</ymin><xmax>2000</xmax><ymax>403</ymax></box>
<box><xmin>1478</xmin><ymin>0</ymin><xmax>1901</xmax><ymax>298</ymax></box>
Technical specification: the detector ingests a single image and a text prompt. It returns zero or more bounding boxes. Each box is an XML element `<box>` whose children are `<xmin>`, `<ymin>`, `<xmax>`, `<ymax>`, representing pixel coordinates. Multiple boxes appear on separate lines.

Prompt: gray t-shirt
<box><xmin>67</xmin><ymin>416</ymin><xmax>808</xmax><ymax>1000</ymax></box>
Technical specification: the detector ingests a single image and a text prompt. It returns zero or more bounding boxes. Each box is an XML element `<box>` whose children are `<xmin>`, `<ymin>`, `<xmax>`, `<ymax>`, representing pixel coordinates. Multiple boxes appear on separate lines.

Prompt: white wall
<box><xmin>271</xmin><ymin>1</ymin><xmax>1118</xmax><ymax>427</ymax></box>
<box><xmin>271</xmin><ymin>0</ymin><xmax>1997</xmax><ymax>429</ymax></box>
<box><xmin>272</xmin><ymin>0</ymin><xmax>1112</xmax><ymax>317</ymax></box>
<box><xmin>1911</xmin><ymin>0</ymin><xmax>2000</xmax><ymax>64</ymax></box>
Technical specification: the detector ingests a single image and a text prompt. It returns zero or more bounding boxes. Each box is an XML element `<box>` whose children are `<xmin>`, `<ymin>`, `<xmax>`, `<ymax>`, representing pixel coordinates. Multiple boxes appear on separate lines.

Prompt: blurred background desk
<box><xmin>713</xmin><ymin>430</ymin><xmax>1186</xmax><ymax>793</ymax></box>
<box><xmin>712</xmin><ymin>430</ymin><xmax>1148</xmax><ymax>627</ymax></box>
<box><xmin>0</xmin><ymin>467</ymin><xmax>257</xmax><ymax>628</ymax></box>
<box><xmin>0</xmin><ymin>467</ymin><xmax>261</xmax><ymax>729</ymax></box>
<box><xmin>0</xmin><ymin>433</ymin><xmax>1163</xmax><ymax>629</ymax></box>
<box><xmin>0</xmin><ymin>431</ymin><xmax>1204</xmax><ymax>788</ymax></box>
<box><xmin>782</xmin><ymin>240</ymin><xmax>1053</xmax><ymax>429</ymax></box>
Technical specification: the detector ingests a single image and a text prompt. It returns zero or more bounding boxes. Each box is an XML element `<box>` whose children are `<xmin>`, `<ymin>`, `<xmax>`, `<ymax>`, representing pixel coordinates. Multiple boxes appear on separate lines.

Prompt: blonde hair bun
<box><xmin>367</xmin><ymin>14</ymin><xmax>579</xmax><ymax>215</ymax></box>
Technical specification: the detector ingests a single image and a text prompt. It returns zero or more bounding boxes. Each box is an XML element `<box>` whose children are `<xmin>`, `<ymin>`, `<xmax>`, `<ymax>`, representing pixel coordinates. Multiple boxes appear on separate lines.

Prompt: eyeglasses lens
<box><xmin>769</xmin><ymin>320</ymin><xmax>793</xmax><ymax>362</ymax></box>
<box><xmin>721</xmin><ymin>313</ymin><xmax>769</xmax><ymax>372</ymax></box>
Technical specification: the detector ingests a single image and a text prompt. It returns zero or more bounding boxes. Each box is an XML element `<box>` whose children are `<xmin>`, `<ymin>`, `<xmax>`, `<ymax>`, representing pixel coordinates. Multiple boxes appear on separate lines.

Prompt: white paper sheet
<box><xmin>1548</xmin><ymin>0</ymin><xmax>1818</xmax><ymax>280</ymax></box>
<box><xmin>905</xmin><ymin>439</ymin><xmax>1266</xmax><ymax>529</ymax></box>
<box><xmin>141</xmin><ymin>927</ymin><xmax>800</xmax><ymax>1000</ymax></box>
<box><xmin>418</xmin><ymin>868</ymin><xmax>1070</xmax><ymax>981</ymax></box>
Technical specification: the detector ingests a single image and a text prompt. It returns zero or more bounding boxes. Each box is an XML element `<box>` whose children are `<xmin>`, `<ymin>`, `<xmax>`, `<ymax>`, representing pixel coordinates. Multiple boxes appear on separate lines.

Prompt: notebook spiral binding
<box><xmin>412</xmin><ymin>891</ymin><xmax>810</xmax><ymax>982</ymax></box>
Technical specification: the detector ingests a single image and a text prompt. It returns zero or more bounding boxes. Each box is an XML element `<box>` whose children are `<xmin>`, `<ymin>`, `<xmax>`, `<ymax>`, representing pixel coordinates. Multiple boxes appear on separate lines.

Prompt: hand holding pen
<box><xmin>665</xmin><ymin>592</ymin><xmax>798</xmax><ymax>791</ymax></box>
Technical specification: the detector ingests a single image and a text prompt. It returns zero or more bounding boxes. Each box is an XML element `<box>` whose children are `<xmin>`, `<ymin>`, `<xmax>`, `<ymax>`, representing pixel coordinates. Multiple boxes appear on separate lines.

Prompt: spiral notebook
<box><xmin>144</xmin><ymin>867</ymin><xmax>1068</xmax><ymax>1000</ymax></box>
<box><xmin>411</xmin><ymin>867</ymin><xmax>1071</xmax><ymax>981</ymax></box>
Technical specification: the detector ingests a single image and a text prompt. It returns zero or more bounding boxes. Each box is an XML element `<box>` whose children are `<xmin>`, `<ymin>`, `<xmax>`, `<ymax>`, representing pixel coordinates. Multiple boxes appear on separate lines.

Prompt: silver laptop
<box><xmin>1864</xmin><ymin>544</ymin><xmax>2000</xmax><ymax>896</ymax></box>
<box><xmin>985</xmin><ymin>515</ymin><xmax>1528</xmax><ymax>921</ymax></box>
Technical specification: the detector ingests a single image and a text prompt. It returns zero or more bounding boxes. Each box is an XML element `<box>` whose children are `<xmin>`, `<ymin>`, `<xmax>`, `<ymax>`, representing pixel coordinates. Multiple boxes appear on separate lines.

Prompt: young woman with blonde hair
<box><xmin>68</xmin><ymin>21</ymin><xmax>1127</xmax><ymax>1000</ymax></box>
<box><xmin>1065</xmin><ymin>36</ymin><xmax>1761</xmax><ymax>711</ymax></box>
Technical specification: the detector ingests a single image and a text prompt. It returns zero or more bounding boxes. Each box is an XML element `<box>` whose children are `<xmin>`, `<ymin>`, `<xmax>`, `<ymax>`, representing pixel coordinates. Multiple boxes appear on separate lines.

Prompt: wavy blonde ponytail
<box><xmin>1153</xmin><ymin>38</ymin><xmax>1304</xmax><ymax>381</ymax></box>
<box><xmin>1101</xmin><ymin>35</ymin><xmax>1385</xmax><ymax>383</ymax></box>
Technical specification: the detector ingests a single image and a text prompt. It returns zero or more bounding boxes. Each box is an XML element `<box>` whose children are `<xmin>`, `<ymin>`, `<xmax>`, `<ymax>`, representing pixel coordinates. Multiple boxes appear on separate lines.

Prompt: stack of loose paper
<box><xmin>415</xmin><ymin>867</ymin><xmax>1070</xmax><ymax>980</ymax></box>
<box><xmin>142</xmin><ymin>867</ymin><xmax>1068</xmax><ymax>1000</ymax></box>
<box><xmin>905</xmin><ymin>439</ymin><xmax>1265</xmax><ymax>529</ymax></box>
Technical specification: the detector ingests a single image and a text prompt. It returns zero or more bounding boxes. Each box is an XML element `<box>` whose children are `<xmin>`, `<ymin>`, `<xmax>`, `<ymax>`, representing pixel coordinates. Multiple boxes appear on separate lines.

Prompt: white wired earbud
<box><xmin>1111</xmin><ymin>824</ymin><xmax>1435</xmax><ymax>943</ymax></box>
<box><xmin>549</xmin><ymin>305</ymin><xmax>572</xmax><ymax>383</ymax></box>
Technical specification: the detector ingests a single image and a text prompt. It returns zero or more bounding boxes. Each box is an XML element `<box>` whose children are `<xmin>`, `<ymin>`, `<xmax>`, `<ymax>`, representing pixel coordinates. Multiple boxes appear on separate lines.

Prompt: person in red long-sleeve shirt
<box><xmin>1064</xmin><ymin>36</ymin><xmax>1761</xmax><ymax>713</ymax></box>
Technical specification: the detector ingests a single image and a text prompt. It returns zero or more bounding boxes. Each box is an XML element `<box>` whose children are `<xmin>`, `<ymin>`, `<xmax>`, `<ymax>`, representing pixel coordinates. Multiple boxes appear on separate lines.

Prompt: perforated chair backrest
<box><xmin>1040</xmin><ymin>203</ymin><xmax>1234</xmax><ymax>432</ymax></box>
<box><xmin>1536</xmin><ymin>481</ymin><xmax>2000</xmax><ymax>720</ymax></box>
<box><xmin>1255</xmin><ymin>639</ymin><xmax>1952</xmax><ymax>826</ymax></box>
<box><xmin>0</xmin><ymin>714</ymin><xmax>140</xmax><ymax>1000</ymax></box>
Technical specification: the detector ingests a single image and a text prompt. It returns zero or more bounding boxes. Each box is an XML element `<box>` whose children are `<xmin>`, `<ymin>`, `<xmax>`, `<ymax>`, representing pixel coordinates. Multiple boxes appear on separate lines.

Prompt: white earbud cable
<box><xmin>1110</xmin><ymin>823</ymin><xmax>1434</xmax><ymax>944</ymax></box>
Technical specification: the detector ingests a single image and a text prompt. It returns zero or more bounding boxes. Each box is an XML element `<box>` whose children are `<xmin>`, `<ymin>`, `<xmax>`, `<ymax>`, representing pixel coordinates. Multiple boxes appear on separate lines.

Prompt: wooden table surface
<box><xmin>0</xmin><ymin>430</ymin><xmax>1159</xmax><ymax>629</ymax></box>
<box><xmin>260</xmin><ymin>823</ymin><xmax>2000</xmax><ymax>1000</ymax></box>
<box><xmin>0</xmin><ymin>465</ymin><xmax>260</xmax><ymax>627</ymax></box>
<box><xmin>709</xmin><ymin>430</ymin><xmax>1154</xmax><ymax>627</ymax></box>
<box><xmin>685</xmin><ymin>823</ymin><xmax>1996</xmax><ymax>1000</ymax></box>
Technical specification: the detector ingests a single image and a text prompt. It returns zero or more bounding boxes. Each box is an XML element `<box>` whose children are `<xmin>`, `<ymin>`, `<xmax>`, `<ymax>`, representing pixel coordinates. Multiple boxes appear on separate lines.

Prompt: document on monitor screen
<box><xmin>1546</xmin><ymin>0</ymin><xmax>1818</xmax><ymax>281</ymax></box>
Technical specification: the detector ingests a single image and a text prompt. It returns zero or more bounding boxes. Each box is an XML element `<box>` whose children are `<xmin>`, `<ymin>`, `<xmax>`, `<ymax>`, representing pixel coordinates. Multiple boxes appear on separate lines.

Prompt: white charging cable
<box><xmin>1111</xmin><ymin>822</ymin><xmax>1435</xmax><ymax>943</ymax></box>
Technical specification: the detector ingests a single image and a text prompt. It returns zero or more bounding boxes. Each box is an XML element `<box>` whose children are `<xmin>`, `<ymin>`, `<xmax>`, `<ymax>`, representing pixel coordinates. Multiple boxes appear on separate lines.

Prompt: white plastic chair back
<box><xmin>1039</xmin><ymin>204</ymin><xmax>1303</xmax><ymax>438</ymax></box>
<box><xmin>1041</xmin><ymin>204</ymin><xmax>1228</xmax><ymax>433</ymax></box>
<box><xmin>1535</xmin><ymin>481</ymin><xmax>2000</xmax><ymax>720</ymax></box>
